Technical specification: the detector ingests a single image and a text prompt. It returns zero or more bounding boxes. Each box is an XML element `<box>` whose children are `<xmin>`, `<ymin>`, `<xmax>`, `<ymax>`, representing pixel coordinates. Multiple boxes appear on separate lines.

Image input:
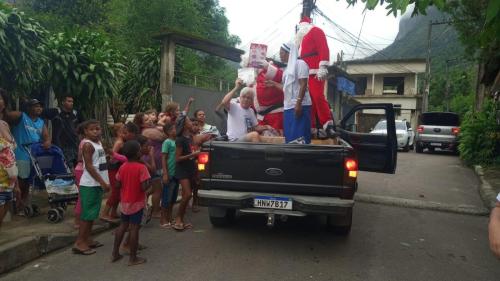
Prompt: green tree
<box><xmin>44</xmin><ymin>30</ymin><xmax>125</xmax><ymax>116</ymax></box>
<box><xmin>0</xmin><ymin>7</ymin><xmax>46</xmax><ymax>95</ymax></box>
<box><xmin>17</xmin><ymin>0</ymin><xmax>110</xmax><ymax>31</ymax></box>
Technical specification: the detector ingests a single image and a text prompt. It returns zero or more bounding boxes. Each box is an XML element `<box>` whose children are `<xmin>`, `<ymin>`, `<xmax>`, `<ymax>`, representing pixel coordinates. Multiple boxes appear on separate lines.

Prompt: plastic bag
<box><xmin>238</xmin><ymin>68</ymin><xmax>256</xmax><ymax>86</ymax></box>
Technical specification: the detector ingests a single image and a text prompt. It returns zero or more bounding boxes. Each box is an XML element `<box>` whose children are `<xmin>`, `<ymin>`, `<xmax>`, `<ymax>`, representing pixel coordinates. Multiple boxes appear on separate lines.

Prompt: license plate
<box><xmin>430</xmin><ymin>143</ymin><xmax>441</xmax><ymax>146</ymax></box>
<box><xmin>254</xmin><ymin>196</ymin><xmax>292</xmax><ymax>210</ymax></box>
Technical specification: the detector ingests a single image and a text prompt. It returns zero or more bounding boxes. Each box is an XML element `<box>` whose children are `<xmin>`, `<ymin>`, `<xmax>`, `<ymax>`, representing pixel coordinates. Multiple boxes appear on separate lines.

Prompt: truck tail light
<box><xmin>452</xmin><ymin>127</ymin><xmax>460</xmax><ymax>135</ymax></box>
<box><xmin>198</xmin><ymin>152</ymin><xmax>209</xmax><ymax>171</ymax></box>
<box><xmin>345</xmin><ymin>158</ymin><xmax>358</xmax><ymax>178</ymax></box>
<box><xmin>417</xmin><ymin>126</ymin><xmax>424</xmax><ymax>133</ymax></box>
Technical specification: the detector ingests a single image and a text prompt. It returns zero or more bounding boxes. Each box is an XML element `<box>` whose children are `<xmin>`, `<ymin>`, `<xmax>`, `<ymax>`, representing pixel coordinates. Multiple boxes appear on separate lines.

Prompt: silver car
<box><xmin>415</xmin><ymin>112</ymin><xmax>460</xmax><ymax>154</ymax></box>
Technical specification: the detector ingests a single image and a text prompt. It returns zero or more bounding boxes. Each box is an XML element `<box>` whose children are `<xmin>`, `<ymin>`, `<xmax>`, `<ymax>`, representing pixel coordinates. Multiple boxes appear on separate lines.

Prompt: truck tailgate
<box><xmin>204</xmin><ymin>142</ymin><xmax>349</xmax><ymax>197</ymax></box>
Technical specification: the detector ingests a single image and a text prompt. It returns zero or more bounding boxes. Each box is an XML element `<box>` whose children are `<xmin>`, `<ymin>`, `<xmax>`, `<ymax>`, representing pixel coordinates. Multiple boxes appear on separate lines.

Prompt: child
<box><xmin>73</xmin><ymin>120</ymin><xmax>110</xmax><ymax>255</ymax></box>
<box><xmin>111</xmin><ymin>140</ymin><xmax>151</xmax><ymax>266</ymax></box>
<box><xmin>0</xmin><ymin>115</ymin><xmax>17</xmax><ymax>229</ymax></box>
<box><xmin>173</xmin><ymin>115</ymin><xmax>199</xmax><ymax>231</ymax></box>
<box><xmin>101</xmin><ymin>122</ymin><xmax>138</xmax><ymax>222</ymax></box>
<box><xmin>160</xmin><ymin>122</ymin><xmax>177</xmax><ymax>227</ymax></box>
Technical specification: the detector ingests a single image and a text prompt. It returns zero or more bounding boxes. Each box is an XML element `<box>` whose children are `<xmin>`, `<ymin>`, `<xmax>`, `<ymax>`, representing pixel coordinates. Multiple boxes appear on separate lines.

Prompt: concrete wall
<box><xmin>172</xmin><ymin>83</ymin><xmax>227</xmax><ymax>133</ymax></box>
<box><xmin>346</xmin><ymin>61</ymin><xmax>426</xmax><ymax>75</ymax></box>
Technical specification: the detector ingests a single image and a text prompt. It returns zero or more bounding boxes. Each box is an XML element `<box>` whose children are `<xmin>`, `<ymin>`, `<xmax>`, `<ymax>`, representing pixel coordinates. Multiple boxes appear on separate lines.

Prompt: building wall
<box><xmin>346</xmin><ymin>61</ymin><xmax>426</xmax><ymax>75</ymax></box>
<box><xmin>354</xmin><ymin>73</ymin><xmax>417</xmax><ymax>96</ymax></box>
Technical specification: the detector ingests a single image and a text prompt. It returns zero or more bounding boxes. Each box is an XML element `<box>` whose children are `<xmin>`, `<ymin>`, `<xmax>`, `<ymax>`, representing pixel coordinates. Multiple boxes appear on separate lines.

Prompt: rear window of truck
<box><xmin>420</xmin><ymin>112</ymin><xmax>460</xmax><ymax>126</ymax></box>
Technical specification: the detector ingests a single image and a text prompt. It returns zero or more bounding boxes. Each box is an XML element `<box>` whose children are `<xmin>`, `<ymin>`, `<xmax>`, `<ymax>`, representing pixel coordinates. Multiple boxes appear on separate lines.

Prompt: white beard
<box><xmin>295</xmin><ymin>22</ymin><xmax>313</xmax><ymax>50</ymax></box>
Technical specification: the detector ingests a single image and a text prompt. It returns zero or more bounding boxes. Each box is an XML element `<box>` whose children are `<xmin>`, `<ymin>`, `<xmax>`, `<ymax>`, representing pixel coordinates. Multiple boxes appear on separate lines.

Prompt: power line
<box><xmin>314</xmin><ymin>7</ymin><xmax>417</xmax><ymax>74</ymax></box>
<box><xmin>352</xmin><ymin>13</ymin><xmax>366</xmax><ymax>59</ymax></box>
<box><xmin>239</xmin><ymin>1</ymin><xmax>301</xmax><ymax>49</ymax></box>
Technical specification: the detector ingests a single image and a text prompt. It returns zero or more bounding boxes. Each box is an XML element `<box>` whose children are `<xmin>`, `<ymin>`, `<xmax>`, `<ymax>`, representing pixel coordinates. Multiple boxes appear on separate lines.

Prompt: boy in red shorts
<box><xmin>111</xmin><ymin>140</ymin><xmax>151</xmax><ymax>266</ymax></box>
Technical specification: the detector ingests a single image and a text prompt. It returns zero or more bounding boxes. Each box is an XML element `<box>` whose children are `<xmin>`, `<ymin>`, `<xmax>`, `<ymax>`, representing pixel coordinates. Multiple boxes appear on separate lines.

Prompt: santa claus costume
<box><xmin>295</xmin><ymin>16</ymin><xmax>335</xmax><ymax>136</ymax></box>
<box><xmin>254</xmin><ymin>63</ymin><xmax>285</xmax><ymax>131</ymax></box>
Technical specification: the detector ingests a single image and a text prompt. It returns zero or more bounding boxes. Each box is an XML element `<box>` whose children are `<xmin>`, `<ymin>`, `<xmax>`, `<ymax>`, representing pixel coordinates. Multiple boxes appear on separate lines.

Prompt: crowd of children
<box><xmin>67</xmin><ymin>100</ymin><xmax>218</xmax><ymax>266</ymax></box>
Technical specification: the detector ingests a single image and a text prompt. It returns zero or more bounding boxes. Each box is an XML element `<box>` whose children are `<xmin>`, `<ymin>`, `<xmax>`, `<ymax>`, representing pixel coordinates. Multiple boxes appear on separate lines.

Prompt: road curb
<box><xmin>474</xmin><ymin>165</ymin><xmax>498</xmax><ymax>210</ymax></box>
<box><xmin>0</xmin><ymin>223</ymin><xmax>113</xmax><ymax>275</ymax></box>
<box><xmin>355</xmin><ymin>193</ymin><xmax>490</xmax><ymax>216</ymax></box>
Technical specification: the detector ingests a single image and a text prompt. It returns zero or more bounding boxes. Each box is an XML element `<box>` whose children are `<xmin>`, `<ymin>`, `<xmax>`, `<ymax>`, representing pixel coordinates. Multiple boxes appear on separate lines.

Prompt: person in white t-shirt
<box><xmin>489</xmin><ymin>192</ymin><xmax>500</xmax><ymax>258</ymax></box>
<box><xmin>221</xmin><ymin>79</ymin><xmax>273</xmax><ymax>142</ymax></box>
<box><xmin>265</xmin><ymin>42</ymin><xmax>312</xmax><ymax>144</ymax></box>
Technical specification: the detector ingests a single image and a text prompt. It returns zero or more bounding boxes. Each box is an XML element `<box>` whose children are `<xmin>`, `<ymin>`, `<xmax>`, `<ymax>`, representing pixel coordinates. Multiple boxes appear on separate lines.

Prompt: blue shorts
<box><xmin>283</xmin><ymin>105</ymin><xmax>312</xmax><ymax>144</ymax></box>
<box><xmin>0</xmin><ymin>191</ymin><xmax>13</xmax><ymax>206</ymax></box>
<box><xmin>161</xmin><ymin>178</ymin><xmax>179</xmax><ymax>208</ymax></box>
<box><xmin>121</xmin><ymin>208</ymin><xmax>144</xmax><ymax>225</ymax></box>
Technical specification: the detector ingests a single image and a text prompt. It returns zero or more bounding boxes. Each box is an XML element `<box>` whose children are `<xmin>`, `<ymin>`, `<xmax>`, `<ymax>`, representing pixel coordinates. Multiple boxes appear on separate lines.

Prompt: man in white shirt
<box><xmin>221</xmin><ymin>79</ymin><xmax>272</xmax><ymax>142</ymax></box>
<box><xmin>489</xmin><ymin>192</ymin><xmax>500</xmax><ymax>258</ymax></box>
<box><xmin>265</xmin><ymin>42</ymin><xmax>312</xmax><ymax>144</ymax></box>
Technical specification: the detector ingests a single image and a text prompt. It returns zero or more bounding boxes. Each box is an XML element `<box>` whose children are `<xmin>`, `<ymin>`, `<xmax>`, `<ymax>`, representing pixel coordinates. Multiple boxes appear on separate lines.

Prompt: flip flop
<box><xmin>89</xmin><ymin>241</ymin><xmax>104</xmax><ymax>249</ymax></box>
<box><xmin>72</xmin><ymin>248</ymin><xmax>96</xmax><ymax>255</ymax></box>
<box><xmin>128</xmin><ymin>257</ymin><xmax>147</xmax><ymax>266</ymax></box>
<box><xmin>110</xmin><ymin>254</ymin><xmax>123</xmax><ymax>263</ymax></box>
<box><xmin>173</xmin><ymin>222</ymin><xmax>193</xmax><ymax>231</ymax></box>
<box><xmin>160</xmin><ymin>222</ymin><xmax>172</xmax><ymax>229</ymax></box>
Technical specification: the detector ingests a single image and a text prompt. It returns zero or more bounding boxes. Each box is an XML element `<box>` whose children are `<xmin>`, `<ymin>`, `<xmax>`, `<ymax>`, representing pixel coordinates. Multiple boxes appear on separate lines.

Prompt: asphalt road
<box><xmin>2</xmin><ymin>152</ymin><xmax>499</xmax><ymax>281</ymax></box>
<box><xmin>358</xmin><ymin>150</ymin><xmax>484</xmax><ymax>207</ymax></box>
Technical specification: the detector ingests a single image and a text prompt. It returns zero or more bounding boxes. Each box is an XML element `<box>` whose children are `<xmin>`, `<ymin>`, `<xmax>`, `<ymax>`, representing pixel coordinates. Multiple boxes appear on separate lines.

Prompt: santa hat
<box><xmin>300</xmin><ymin>16</ymin><xmax>312</xmax><ymax>24</ymax></box>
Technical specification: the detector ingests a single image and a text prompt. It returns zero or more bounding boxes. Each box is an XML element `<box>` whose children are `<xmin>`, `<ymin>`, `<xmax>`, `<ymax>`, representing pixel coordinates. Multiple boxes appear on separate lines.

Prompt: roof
<box><xmin>344</xmin><ymin>58</ymin><xmax>426</xmax><ymax>65</ymax></box>
<box><xmin>153</xmin><ymin>28</ymin><xmax>244</xmax><ymax>62</ymax></box>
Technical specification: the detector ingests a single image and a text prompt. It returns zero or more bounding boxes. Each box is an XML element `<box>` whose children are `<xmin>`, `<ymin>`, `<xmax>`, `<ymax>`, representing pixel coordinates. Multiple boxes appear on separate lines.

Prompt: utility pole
<box><xmin>423</xmin><ymin>20</ymin><xmax>453</xmax><ymax>113</ymax></box>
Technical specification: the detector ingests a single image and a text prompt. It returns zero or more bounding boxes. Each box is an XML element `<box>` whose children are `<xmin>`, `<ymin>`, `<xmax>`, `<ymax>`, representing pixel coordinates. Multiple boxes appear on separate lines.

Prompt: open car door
<box><xmin>338</xmin><ymin>103</ymin><xmax>397</xmax><ymax>174</ymax></box>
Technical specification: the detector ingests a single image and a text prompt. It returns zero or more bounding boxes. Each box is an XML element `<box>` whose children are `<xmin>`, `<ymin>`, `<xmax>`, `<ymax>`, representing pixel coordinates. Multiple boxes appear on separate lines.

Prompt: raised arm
<box><xmin>183</xmin><ymin>97</ymin><xmax>195</xmax><ymax>116</ymax></box>
<box><xmin>221</xmin><ymin>78</ymin><xmax>244</xmax><ymax>111</ymax></box>
<box><xmin>42</xmin><ymin>124</ymin><xmax>51</xmax><ymax>149</ymax></box>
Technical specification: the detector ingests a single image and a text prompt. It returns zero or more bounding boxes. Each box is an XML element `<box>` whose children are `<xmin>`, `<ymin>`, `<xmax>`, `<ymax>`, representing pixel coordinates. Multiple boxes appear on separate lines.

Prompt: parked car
<box><xmin>197</xmin><ymin>103</ymin><xmax>397</xmax><ymax>236</ymax></box>
<box><xmin>370</xmin><ymin>119</ymin><xmax>414</xmax><ymax>152</ymax></box>
<box><xmin>415</xmin><ymin>112</ymin><xmax>460</xmax><ymax>154</ymax></box>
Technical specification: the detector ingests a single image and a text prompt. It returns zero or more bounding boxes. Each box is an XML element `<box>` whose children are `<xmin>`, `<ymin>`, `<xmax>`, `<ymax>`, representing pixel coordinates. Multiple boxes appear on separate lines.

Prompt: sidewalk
<box><xmin>475</xmin><ymin>165</ymin><xmax>500</xmax><ymax>209</ymax></box>
<box><xmin>0</xmin><ymin>192</ymin><xmax>113</xmax><ymax>274</ymax></box>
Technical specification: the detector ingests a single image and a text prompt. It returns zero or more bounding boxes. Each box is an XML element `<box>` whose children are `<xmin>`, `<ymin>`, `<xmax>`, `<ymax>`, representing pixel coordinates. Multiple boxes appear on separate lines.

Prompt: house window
<box><xmin>383</xmin><ymin>77</ymin><xmax>404</xmax><ymax>95</ymax></box>
<box><xmin>354</xmin><ymin>77</ymin><xmax>367</xmax><ymax>96</ymax></box>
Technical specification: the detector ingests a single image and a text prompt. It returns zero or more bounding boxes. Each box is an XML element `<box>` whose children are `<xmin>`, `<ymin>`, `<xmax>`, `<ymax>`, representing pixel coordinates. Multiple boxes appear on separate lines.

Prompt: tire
<box><xmin>47</xmin><ymin>209</ymin><xmax>61</xmax><ymax>223</ymax></box>
<box><xmin>326</xmin><ymin>208</ymin><xmax>352</xmax><ymax>236</ymax></box>
<box><xmin>24</xmin><ymin>206</ymin><xmax>34</xmax><ymax>218</ymax></box>
<box><xmin>208</xmin><ymin>207</ymin><xmax>236</xmax><ymax>227</ymax></box>
<box><xmin>402</xmin><ymin>138</ymin><xmax>410</xmax><ymax>152</ymax></box>
<box><xmin>415</xmin><ymin>142</ymin><xmax>423</xmax><ymax>153</ymax></box>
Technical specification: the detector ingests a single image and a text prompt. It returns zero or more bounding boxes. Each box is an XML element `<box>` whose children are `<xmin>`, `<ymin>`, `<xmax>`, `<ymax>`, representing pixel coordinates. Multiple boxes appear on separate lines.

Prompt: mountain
<box><xmin>369</xmin><ymin>7</ymin><xmax>468</xmax><ymax>73</ymax></box>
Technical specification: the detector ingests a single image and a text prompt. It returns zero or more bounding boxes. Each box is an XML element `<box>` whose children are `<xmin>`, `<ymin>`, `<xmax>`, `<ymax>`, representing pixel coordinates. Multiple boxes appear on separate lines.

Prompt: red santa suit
<box><xmin>254</xmin><ymin>64</ymin><xmax>284</xmax><ymax>131</ymax></box>
<box><xmin>295</xmin><ymin>16</ymin><xmax>334</xmax><ymax>130</ymax></box>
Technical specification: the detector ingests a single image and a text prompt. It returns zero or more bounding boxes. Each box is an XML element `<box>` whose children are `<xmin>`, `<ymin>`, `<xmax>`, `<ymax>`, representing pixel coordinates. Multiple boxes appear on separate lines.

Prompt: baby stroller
<box><xmin>25</xmin><ymin>143</ymin><xmax>79</xmax><ymax>223</ymax></box>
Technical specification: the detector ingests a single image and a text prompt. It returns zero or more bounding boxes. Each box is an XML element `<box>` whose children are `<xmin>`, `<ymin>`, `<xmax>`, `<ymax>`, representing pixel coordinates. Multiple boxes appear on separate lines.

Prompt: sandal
<box><xmin>173</xmin><ymin>222</ymin><xmax>193</xmax><ymax>231</ymax></box>
<box><xmin>89</xmin><ymin>241</ymin><xmax>104</xmax><ymax>249</ymax></box>
<box><xmin>128</xmin><ymin>257</ymin><xmax>147</xmax><ymax>266</ymax></box>
<box><xmin>160</xmin><ymin>222</ymin><xmax>172</xmax><ymax>229</ymax></box>
<box><xmin>72</xmin><ymin>248</ymin><xmax>96</xmax><ymax>255</ymax></box>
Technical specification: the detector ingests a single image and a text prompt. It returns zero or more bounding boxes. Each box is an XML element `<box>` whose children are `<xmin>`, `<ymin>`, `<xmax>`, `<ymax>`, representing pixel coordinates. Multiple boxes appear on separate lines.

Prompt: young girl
<box><xmin>173</xmin><ymin>115</ymin><xmax>199</xmax><ymax>231</ymax></box>
<box><xmin>111</xmin><ymin>140</ymin><xmax>151</xmax><ymax>266</ymax></box>
<box><xmin>160</xmin><ymin>122</ymin><xmax>177</xmax><ymax>227</ymax></box>
<box><xmin>73</xmin><ymin>120</ymin><xmax>110</xmax><ymax>255</ymax></box>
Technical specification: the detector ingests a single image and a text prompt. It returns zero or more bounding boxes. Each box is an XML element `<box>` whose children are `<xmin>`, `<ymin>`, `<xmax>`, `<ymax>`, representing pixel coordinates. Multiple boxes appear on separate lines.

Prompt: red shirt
<box><xmin>116</xmin><ymin>161</ymin><xmax>151</xmax><ymax>215</ymax></box>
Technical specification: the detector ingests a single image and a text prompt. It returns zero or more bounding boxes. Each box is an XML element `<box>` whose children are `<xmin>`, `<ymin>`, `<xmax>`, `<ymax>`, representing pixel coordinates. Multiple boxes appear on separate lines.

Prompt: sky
<box><xmin>218</xmin><ymin>0</ymin><xmax>404</xmax><ymax>62</ymax></box>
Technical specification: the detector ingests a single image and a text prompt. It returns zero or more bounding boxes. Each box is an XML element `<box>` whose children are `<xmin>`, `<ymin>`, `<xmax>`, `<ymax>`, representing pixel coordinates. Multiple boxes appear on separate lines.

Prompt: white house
<box><xmin>344</xmin><ymin>58</ymin><xmax>426</xmax><ymax>130</ymax></box>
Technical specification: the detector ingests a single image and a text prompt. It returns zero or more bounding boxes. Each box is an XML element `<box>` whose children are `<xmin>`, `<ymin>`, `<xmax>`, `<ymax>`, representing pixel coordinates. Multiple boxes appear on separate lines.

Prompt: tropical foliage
<box><xmin>120</xmin><ymin>47</ymin><xmax>161</xmax><ymax>114</ymax></box>
<box><xmin>0</xmin><ymin>8</ymin><xmax>46</xmax><ymax>95</ymax></box>
<box><xmin>43</xmin><ymin>31</ymin><xmax>125</xmax><ymax>116</ymax></box>
<box><xmin>459</xmin><ymin>100</ymin><xmax>500</xmax><ymax>166</ymax></box>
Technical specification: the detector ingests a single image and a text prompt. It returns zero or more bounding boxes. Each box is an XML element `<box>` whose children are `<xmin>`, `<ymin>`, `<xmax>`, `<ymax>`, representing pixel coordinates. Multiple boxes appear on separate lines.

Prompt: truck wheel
<box><xmin>326</xmin><ymin>208</ymin><xmax>352</xmax><ymax>236</ymax></box>
<box><xmin>208</xmin><ymin>207</ymin><xmax>236</xmax><ymax>227</ymax></box>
